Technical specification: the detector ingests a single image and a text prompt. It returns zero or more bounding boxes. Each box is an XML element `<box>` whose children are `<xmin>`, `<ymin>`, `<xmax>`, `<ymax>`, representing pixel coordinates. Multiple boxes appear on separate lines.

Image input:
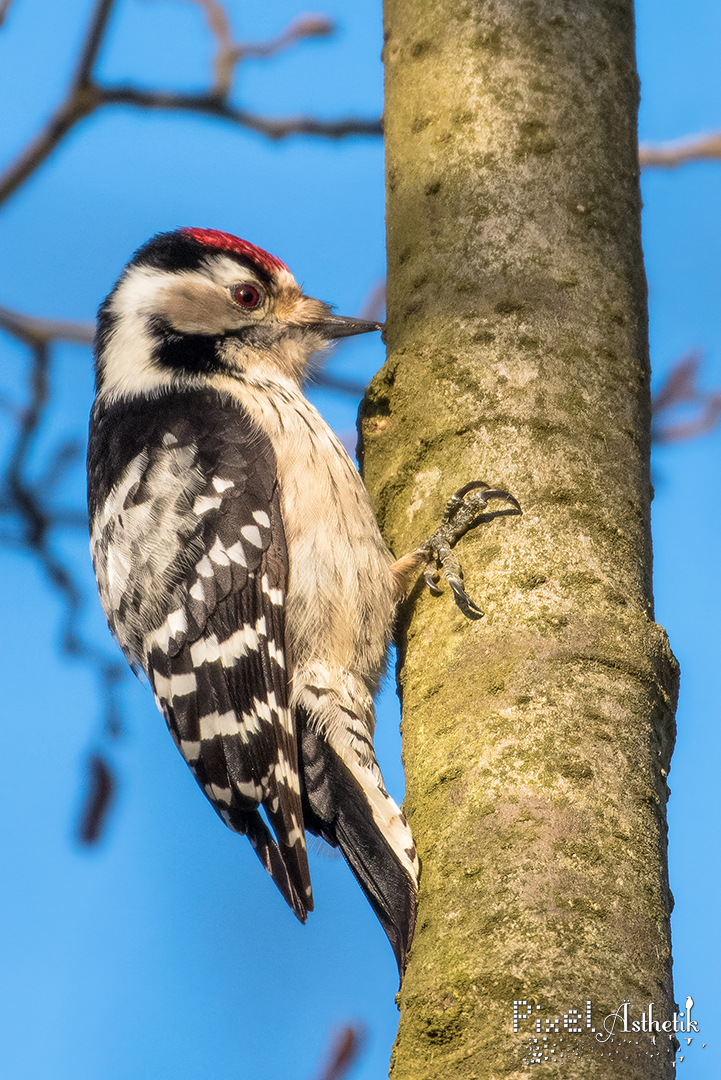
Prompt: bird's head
<box><xmin>94</xmin><ymin>228</ymin><xmax>382</xmax><ymax>402</ymax></box>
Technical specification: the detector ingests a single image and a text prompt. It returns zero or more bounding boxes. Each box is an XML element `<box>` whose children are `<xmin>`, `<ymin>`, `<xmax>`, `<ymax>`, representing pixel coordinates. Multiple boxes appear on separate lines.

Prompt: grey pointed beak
<box><xmin>314</xmin><ymin>314</ymin><xmax>384</xmax><ymax>340</ymax></box>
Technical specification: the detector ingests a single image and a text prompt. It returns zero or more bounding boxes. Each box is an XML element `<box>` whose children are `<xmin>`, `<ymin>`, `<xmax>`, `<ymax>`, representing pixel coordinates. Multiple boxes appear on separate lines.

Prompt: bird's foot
<box><xmin>420</xmin><ymin>481</ymin><xmax>521</xmax><ymax>618</ymax></box>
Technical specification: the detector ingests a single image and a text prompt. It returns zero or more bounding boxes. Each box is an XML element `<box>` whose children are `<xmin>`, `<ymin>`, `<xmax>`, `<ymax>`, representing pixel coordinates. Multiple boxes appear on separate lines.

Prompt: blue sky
<box><xmin>0</xmin><ymin>1</ymin><xmax>718</xmax><ymax>1076</ymax></box>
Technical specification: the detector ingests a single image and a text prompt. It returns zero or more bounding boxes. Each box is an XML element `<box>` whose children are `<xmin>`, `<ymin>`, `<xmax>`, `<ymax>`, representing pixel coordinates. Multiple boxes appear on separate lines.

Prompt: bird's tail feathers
<box><xmin>243</xmin><ymin>809</ymin><xmax>311</xmax><ymax>923</ymax></box>
<box><xmin>300</xmin><ymin>722</ymin><xmax>418</xmax><ymax>976</ymax></box>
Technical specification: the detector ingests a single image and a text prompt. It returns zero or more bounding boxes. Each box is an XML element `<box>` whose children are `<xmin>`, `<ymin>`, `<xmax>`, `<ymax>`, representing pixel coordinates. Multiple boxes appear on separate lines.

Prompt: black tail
<box><xmin>243</xmin><ymin>810</ymin><xmax>310</xmax><ymax>923</ymax></box>
<box><xmin>300</xmin><ymin>725</ymin><xmax>418</xmax><ymax>976</ymax></box>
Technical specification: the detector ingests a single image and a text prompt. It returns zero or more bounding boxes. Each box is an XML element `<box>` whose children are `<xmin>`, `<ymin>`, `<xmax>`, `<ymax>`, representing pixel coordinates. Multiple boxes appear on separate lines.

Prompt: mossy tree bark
<box><xmin>359</xmin><ymin>2</ymin><xmax>679</xmax><ymax>1077</ymax></box>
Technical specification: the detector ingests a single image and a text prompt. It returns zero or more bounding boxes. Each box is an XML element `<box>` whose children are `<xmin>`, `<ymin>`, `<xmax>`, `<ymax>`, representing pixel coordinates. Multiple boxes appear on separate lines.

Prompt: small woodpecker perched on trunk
<box><xmin>87</xmin><ymin>228</ymin><xmax>519</xmax><ymax>974</ymax></box>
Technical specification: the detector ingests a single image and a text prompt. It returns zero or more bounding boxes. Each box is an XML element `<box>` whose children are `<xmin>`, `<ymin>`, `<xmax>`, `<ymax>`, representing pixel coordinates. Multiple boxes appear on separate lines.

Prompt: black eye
<box><xmin>232</xmin><ymin>284</ymin><xmax>261</xmax><ymax>308</ymax></box>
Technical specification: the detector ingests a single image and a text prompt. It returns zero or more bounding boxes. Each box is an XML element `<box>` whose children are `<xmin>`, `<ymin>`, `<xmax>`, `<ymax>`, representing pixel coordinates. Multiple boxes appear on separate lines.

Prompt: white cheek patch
<box><xmin>98</xmin><ymin>260</ymin><xmax>268</xmax><ymax>401</ymax></box>
<box><xmin>100</xmin><ymin>266</ymin><xmax>187</xmax><ymax>401</ymax></box>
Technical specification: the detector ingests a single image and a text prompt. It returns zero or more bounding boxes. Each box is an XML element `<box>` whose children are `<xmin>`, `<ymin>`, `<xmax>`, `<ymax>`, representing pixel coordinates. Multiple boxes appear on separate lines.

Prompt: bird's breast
<box><xmin>217</xmin><ymin>375</ymin><xmax>396</xmax><ymax>681</ymax></box>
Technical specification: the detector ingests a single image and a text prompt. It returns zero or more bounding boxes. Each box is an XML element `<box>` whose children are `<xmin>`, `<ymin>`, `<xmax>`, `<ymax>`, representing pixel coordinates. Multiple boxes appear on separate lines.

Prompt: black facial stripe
<box><xmin>150</xmin><ymin>322</ymin><xmax>305</xmax><ymax>370</ymax></box>
<box><xmin>154</xmin><ymin>328</ymin><xmax>223</xmax><ymax>376</ymax></box>
<box><xmin>142</xmin><ymin>314</ymin><xmax>235</xmax><ymax>377</ymax></box>
<box><xmin>146</xmin><ymin>314</ymin><xmax>297</xmax><ymax>375</ymax></box>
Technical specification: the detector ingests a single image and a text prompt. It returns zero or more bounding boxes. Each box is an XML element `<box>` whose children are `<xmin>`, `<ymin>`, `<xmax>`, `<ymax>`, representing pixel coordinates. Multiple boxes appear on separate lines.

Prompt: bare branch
<box><xmin>356</xmin><ymin>279</ymin><xmax>386</xmax><ymax>323</ymax></box>
<box><xmin>232</xmin><ymin>13</ymin><xmax>335</xmax><ymax>59</ymax></box>
<box><xmin>640</xmin><ymin>130</ymin><xmax>721</xmax><ymax>168</ymax></box>
<box><xmin>179</xmin><ymin>0</ymin><xmax>234</xmax><ymax>95</ymax></box>
<box><xmin>96</xmin><ymin>85</ymin><xmax>382</xmax><ymax>139</ymax></box>
<box><xmin>73</xmin><ymin>0</ymin><xmax>117</xmax><ymax>88</ymax></box>
<box><xmin>78</xmin><ymin>753</ymin><xmax>117</xmax><ymax>845</ymax></box>
<box><xmin>0</xmin><ymin>0</ymin><xmax>15</xmax><ymax>29</ymax></box>
<box><xmin>0</xmin><ymin>0</ymin><xmax>118</xmax><ymax>204</ymax></box>
<box><xmin>0</xmin><ymin>304</ymin><xmax>95</xmax><ymax>346</ymax></box>
<box><xmin>35</xmin><ymin>438</ymin><xmax>84</xmax><ymax>496</ymax></box>
<box><xmin>173</xmin><ymin>1</ymin><xmax>334</xmax><ymax>95</ymax></box>
<box><xmin>0</xmin><ymin>0</ymin><xmax>380</xmax><ymax>207</ymax></box>
<box><xmin>652</xmin><ymin>350</ymin><xmax>721</xmax><ymax>443</ymax></box>
<box><xmin>0</xmin><ymin>87</ymin><xmax>101</xmax><ymax>205</ymax></box>
<box><xmin>0</xmin><ymin>332</ymin><xmax>127</xmax><ymax>843</ymax></box>
<box><xmin>653</xmin><ymin>397</ymin><xmax>721</xmax><ymax>443</ymax></box>
<box><xmin>652</xmin><ymin>350</ymin><xmax>702</xmax><ymax>412</ymax></box>
<box><xmin>0</xmin><ymin>504</ymin><xmax>88</xmax><ymax>529</ymax></box>
<box><xmin>310</xmin><ymin>372</ymin><xmax>367</xmax><ymax>396</ymax></box>
<box><xmin>246</xmin><ymin>13</ymin><xmax>334</xmax><ymax>50</ymax></box>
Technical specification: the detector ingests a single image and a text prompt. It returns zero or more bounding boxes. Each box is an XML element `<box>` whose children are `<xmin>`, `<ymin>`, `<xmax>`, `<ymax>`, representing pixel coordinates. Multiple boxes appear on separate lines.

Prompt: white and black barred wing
<box><xmin>88</xmin><ymin>390</ymin><xmax>312</xmax><ymax>919</ymax></box>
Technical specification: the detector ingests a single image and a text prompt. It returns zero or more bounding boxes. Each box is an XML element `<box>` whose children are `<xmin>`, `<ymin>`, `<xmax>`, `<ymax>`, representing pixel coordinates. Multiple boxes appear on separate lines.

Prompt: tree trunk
<box><xmin>360</xmin><ymin>2</ymin><xmax>679</xmax><ymax>1076</ymax></box>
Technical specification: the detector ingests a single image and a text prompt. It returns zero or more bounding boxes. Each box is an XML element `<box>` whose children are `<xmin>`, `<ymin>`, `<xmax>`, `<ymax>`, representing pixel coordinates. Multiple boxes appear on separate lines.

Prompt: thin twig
<box><xmin>0</xmin><ymin>331</ymin><xmax>127</xmax><ymax>843</ymax></box>
<box><xmin>652</xmin><ymin>350</ymin><xmax>721</xmax><ymax>443</ymax></box>
<box><xmin>356</xmin><ymin>280</ymin><xmax>386</xmax><ymax>323</ymax></box>
<box><xmin>652</xmin><ymin>350</ymin><xmax>703</xmax><ymax>413</ymax></box>
<box><xmin>0</xmin><ymin>0</ymin><xmax>15</xmax><ymax>29</ymax></box>
<box><xmin>310</xmin><ymin>373</ymin><xmax>367</xmax><ymax>396</ymax></box>
<box><xmin>0</xmin><ymin>305</ymin><xmax>95</xmax><ymax>345</ymax></box>
<box><xmin>73</xmin><ymin>0</ymin><xmax>117</xmax><ymax>87</ymax></box>
<box><xmin>640</xmin><ymin>131</ymin><xmax>721</xmax><ymax>168</ymax></box>
<box><xmin>0</xmin><ymin>504</ymin><xmax>88</xmax><ymax>529</ymax></box>
<box><xmin>97</xmin><ymin>86</ymin><xmax>382</xmax><ymax>139</ymax></box>
<box><xmin>0</xmin><ymin>0</ymin><xmax>117</xmax><ymax>205</ymax></box>
<box><xmin>0</xmin><ymin>0</ymin><xmax>381</xmax><ymax>207</ymax></box>
<box><xmin>173</xmin><ymin>0</ymin><xmax>334</xmax><ymax>96</ymax></box>
<box><xmin>0</xmin><ymin>88</ymin><xmax>100</xmax><ymax>204</ymax></box>
<box><xmin>78</xmin><ymin>754</ymin><xmax>117</xmax><ymax>844</ymax></box>
<box><xmin>653</xmin><ymin>399</ymin><xmax>721</xmax><ymax>443</ymax></box>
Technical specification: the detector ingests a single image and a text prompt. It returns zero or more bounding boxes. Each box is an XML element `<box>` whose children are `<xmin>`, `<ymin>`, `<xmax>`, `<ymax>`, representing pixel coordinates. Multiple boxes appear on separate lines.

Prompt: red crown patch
<box><xmin>181</xmin><ymin>228</ymin><xmax>289</xmax><ymax>276</ymax></box>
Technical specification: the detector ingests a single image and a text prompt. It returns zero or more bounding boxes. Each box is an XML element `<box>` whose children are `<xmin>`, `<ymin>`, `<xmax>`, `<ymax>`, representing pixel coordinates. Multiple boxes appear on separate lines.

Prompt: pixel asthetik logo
<box><xmin>512</xmin><ymin>995</ymin><xmax>705</xmax><ymax>1068</ymax></box>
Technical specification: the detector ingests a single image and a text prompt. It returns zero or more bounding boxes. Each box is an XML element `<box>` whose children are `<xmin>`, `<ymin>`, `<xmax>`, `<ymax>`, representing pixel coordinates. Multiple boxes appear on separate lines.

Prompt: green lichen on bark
<box><xmin>361</xmin><ymin>1</ymin><xmax>679</xmax><ymax>1077</ymax></box>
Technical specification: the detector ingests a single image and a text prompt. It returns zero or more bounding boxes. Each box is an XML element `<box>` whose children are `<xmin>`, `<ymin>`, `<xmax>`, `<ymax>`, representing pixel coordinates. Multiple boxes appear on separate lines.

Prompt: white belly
<box><xmin>217</xmin><ymin>374</ymin><xmax>396</xmax><ymax>683</ymax></box>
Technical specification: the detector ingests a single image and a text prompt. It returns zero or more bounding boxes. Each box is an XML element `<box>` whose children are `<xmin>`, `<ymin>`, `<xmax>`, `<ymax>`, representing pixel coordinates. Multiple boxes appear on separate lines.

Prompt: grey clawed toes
<box><xmin>421</xmin><ymin>480</ymin><xmax>521</xmax><ymax>618</ymax></box>
<box><xmin>448</xmin><ymin>578</ymin><xmax>484</xmax><ymax>618</ymax></box>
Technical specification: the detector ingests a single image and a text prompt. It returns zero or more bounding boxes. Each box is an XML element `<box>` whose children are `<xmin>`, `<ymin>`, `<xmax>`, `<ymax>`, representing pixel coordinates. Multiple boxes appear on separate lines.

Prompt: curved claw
<box><xmin>443</xmin><ymin>482</ymin><xmax>521</xmax><ymax>525</ymax></box>
<box><xmin>452</xmin><ymin>480</ymin><xmax>493</xmax><ymax>500</ymax></box>
<box><xmin>424</xmin><ymin>570</ymin><xmax>444</xmax><ymax>596</ymax></box>
<box><xmin>422</xmin><ymin>479</ymin><xmax>520</xmax><ymax>619</ymax></box>
<box><xmin>448</xmin><ymin>579</ymin><xmax>484</xmax><ymax>619</ymax></box>
<box><xmin>475</xmin><ymin>487</ymin><xmax>522</xmax><ymax>513</ymax></box>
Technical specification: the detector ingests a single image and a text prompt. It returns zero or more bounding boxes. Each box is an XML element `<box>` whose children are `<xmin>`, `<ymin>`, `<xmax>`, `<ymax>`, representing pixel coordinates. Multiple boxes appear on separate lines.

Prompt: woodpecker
<box><xmin>87</xmin><ymin>228</ymin><xmax>519</xmax><ymax>974</ymax></box>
